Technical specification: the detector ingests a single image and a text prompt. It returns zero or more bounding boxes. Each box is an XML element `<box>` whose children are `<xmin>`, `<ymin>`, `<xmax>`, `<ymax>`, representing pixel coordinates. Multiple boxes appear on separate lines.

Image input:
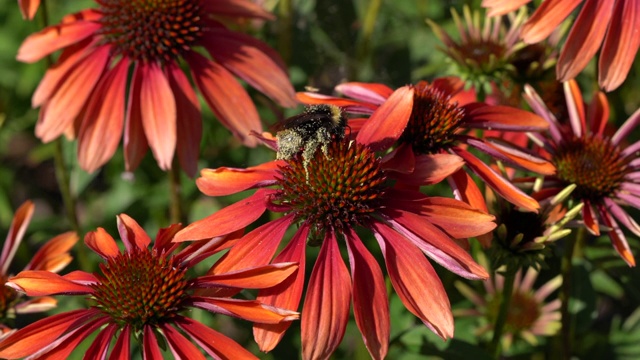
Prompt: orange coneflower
<box><xmin>0</xmin><ymin>214</ymin><xmax>299</xmax><ymax>359</ymax></box>
<box><xmin>18</xmin><ymin>0</ymin><xmax>296</xmax><ymax>175</ymax></box>
<box><xmin>173</xmin><ymin>90</ymin><xmax>496</xmax><ymax>360</ymax></box>
<box><xmin>0</xmin><ymin>200</ymin><xmax>77</xmax><ymax>340</ymax></box>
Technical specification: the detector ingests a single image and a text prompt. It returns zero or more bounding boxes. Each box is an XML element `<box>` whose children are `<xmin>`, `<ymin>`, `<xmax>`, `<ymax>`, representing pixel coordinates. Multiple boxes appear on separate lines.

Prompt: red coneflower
<box><xmin>524</xmin><ymin>79</ymin><xmax>640</xmax><ymax>266</ymax></box>
<box><xmin>298</xmin><ymin>78</ymin><xmax>555</xmax><ymax>213</ymax></box>
<box><xmin>0</xmin><ymin>200</ymin><xmax>77</xmax><ymax>340</ymax></box>
<box><xmin>18</xmin><ymin>0</ymin><xmax>296</xmax><ymax>175</ymax></box>
<box><xmin>482</xmin><ymin>0</ymin><xmax>640</xmax><ymax>91</ymax></box>
<box><xmin>174</xmin><ymin>91</ymin><xmax>497</xmax><ymax>360</ymax></box>
<box><xmin>0</xmin><ymin>214</ymin><xmax>299</xmax><ymax>359</ymax></box>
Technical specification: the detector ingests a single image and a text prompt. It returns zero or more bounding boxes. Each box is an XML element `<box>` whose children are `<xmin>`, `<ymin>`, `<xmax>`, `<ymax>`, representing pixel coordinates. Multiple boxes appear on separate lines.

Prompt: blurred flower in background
<box><xmin>298</xmin><ymin>79</ymin><xmax>555</xmax><ymax>213</ymax></box>
<box><xmin>174</xmin><ymin>93</ymin><xmax>496</xmax><ymax>360</ymax></box>
<box><xmin>0</xmin><ymin>200</ymin><xmax>77</xmax><ymax>340</ymax></box>
<box><xmin>0</xmin><ymin>214</ymin><xmax>299</xmax><ymax>359</ymax></box>
<box><xmin>524</xmin><ymin>80</ymin><xmax>640</xmax><ymax>266</ymax></box>
<box><xmin>456</xmin><ymin>267</ymin><xmax>562</xmax><ymax>349</ymax></box>
<box><xmin>17</xmin><ymin>0</ymin><xmax>296</xmax><ymax>175</ymax></box>
<box><xmin>17</xmin><ymin>0</ymin><xmax>39</xmax><ymax>20</ymax></box>
<box><xmin>483</xmin><ymin>0</ymin><xmax>640</xmax><ymax>91</ymax></box>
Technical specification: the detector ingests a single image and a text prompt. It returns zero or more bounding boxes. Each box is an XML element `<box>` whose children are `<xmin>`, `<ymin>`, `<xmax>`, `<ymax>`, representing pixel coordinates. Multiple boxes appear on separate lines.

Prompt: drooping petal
<box><xmin>209</xmin><ymin>214</ymin><xmax>295</xmax><ymax>274</ymax></box>
<box><xmin>124</xmin><ymin>63</ymin><xmax>149</xmax><ymax>172</ymax></box>
<box><xmin>16</xmin><ymin>10</ymin><xmax>101</xmax><ymax>63</ymax></box>
<box><xmin>32</xmin><ymin>315</ymin><xmax>108</xmax><ymax>360</ymax></box>
<box><xmin>454</xmin><ymin>147</ymin><xmax>540</xmax><ymax>211</ymax></box>
<box><xmin>77</xmin><ymin>57</ymin><xmax>129</xmax><ymax>173</ymax></box>
<box><xmin>612</xmin><ymin>107</ymin><xmax>640</xmax><ymax>146</ymax></box>
<box><xmin>599</xmin><ymin>205</ymin><xmax>636</xmax><ymax>267</ymax></box>
<box><xmin>254</xmin><ymin>225</ymin><xmax>308</xmax><ymax>352</ymax></box>
<box><xmin>389</xmin><ymin>153</ymin><xmax>464</xmax><ymax>186</ymax></box>
<box><xmin>196</xmin><ymin>161</ymin><xmax>281</xmax><ymax>196</ymax></box>
<box><xmin>84</xmin><ymin>323</ymin><xmax>117</xmax><ymax>360</ymax></box>
<box><xmin>462</xmin><ymin>103</ymin><xmax>549</xmax><ymax>131</ymax></box>
<box><xmin>160</xmin><ymin>323</ymin><xmax>206</xmax><ymax>360</ymax></box>
<box><xmin>606</xmin><ymin>198</ymin><xmax>640</xmax><ymax>237</ymax></box>
<box><xmin>173</xmin><ymin>189</ymin><xmax>272</xmax><ymax>242</ymax></box>
<box><xmin>465</xmin><ymin>137</ymin><xmax>556</xmax><ymax>175</ymax></box>
<box><xmin>140</xmin><ymin>62</ymin><xmax>177</xmax><ymax>170</ymax></box>
<box><xmin>357</xmin><ymin>86</ymin><xmax>414</xmax><ymax>151</ymax></box>
<box><xmin>203</xmin><ymin>28</ymin><xmax>296</xmax><ymax>108</ymax></box>
<box><xmin>382</xmin><ymin>210</ymin><xmax>490</xmax><ymax>280</ymax></box>
<box><xmin>599</xmin><ymin>0</ymin><xmax>640</xmax><ymax>91</ymax></box>
<box><xmin>143</xmin><ymin>325</ymin><xmax>164</xmax><ymax>360</ymax></box>
<box><xmin>26</xmin><ymin>231</ymin><xmax>77</xmax><ymax>272</ymax></box>
<box><xmin>301</xmin><ymin>231</ymin><xmax>351</xmax><ymax>360</ymax></box>
<box><xmin>521</xmin><ymin>0</ymin><xmax>581</xmax><ymax>43</ymax></box>
<box><xmin>482</xmin><ymin>0</ymin><xmax>531</xmax><ymax>17</ymax></box>
<box><xmin>174</xmin><ymin>316</ymin><xmax>258</xmax><ymax>360</ymax></box>
<box><xmin>189</xmin><ymin>297</ymin><xmax>299</xmax><ymax>323</ymax></box>
<box><xmin>587</xmin><ymin>91</ymin><xmax>610</xmax><ymax>136</ymax></box>
<box><xmin>563</xmin><ymin>80</ymin><xmax>587</xmax><ymax>137</ymax></box>
<box><xmin>35</xmin><ymin>45</ymin><xmax>110</xmax><ymax>143</ymax></box>
<box><xmin>447</xmin><ymin>168</ymin><xmax>489</xmax><ymax>213</ymax></box>
<box><xmin>582</xmin><ymin>199</ymin><xmax>600</xmax><ymax>236</ymax></box>
<box><xmin>192</xmin><ymin>262</ymin><xmax>298</xmax><ymax>289</ymax></box>
<box><xmin>187</xmin><ymin>51</ymin><xmax>261</xmax><ymax>147</ymax></box>
<box><xmin>0</xmin><ymin>309</ymin><xmax>100</xmax><ymax>359</ymax></box>
<box><xmin>345</xmin><ymin>228</ymin><xmax>389</xmax><ymax>360</ymax></box>
<box><xmin>7</xmin><ymin>270</ymin><xmax>94</xmax><ymax>296</ymax></box>
<box><xmin>1</xmin><ymin>200</ymin><xmax>34</xmax><ymax>274</ymax></box>
<box><xmin>167</xmin><ymin>63</ymin><xmax>202</xmax><ymax>177</ymax></box>
<box><xmin>84</xmin><ymin>227</ymin><xmax>120</xmax><ymax>259</ymax></box>
<box><xmin>109</xmin><ymin>325</ymin><xmax>131</xmax><ymax>360</ymax></box>
<box><xmin>372</xmin><ymin>221</ymin><xmax>454</xmax><ymax>339</ymax></box>
<box><xmin>202</xmin><ymin>0</ymin><xmax>275</xmax><ymax>20</ymax></box>
<box><xmin>556</xmin><ymin>0</ymin><xmax>615</xmax><ymax>82</ymax></box>
<box><xmin>116</xmin><ymin>213</ymin><xmax>151</xmax><ymax>252</ymax></box>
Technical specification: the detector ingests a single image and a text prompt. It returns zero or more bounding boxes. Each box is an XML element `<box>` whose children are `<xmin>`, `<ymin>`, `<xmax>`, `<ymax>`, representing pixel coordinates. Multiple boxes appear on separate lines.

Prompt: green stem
<box><xmin>560</xmin><ymin>227</ymin><xmax>582</xmax><ymax>360</ymax></box>
<box><xmin>355</xmin><ymin>0</ymin><xmax>382</xmax><ymax>72</ymax></box>
<box><xmin>277</xmin><ymin>0</ymin><xmax>293</xmax><ymax>65</ymax></box>
<box><xmin>488</xmin><ymin>264</ymin><xmax>517</xmax><ymax>358</ymax></box>
<box><xmin>168</xmin><ymin>165</ymin><xmax>183</xmax><ymax>224</ymax></box>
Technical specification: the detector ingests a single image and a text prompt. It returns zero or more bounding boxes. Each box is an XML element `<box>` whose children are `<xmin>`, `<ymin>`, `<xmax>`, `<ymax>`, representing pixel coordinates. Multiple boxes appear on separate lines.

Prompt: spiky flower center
<box><xmin>0</xmin><ymin>276</ymin><xmax>19</xmax><ymax>323</ymax></box>
<box><xmin>554</xmin><ymin>136</ymin><xmax>629</xmax><ymax>202</ymax></box>
<box><xmin>91</xmin><ymin>249</ymin><xmax>189</xmax><ymax>328</ymax></box>
<box><xmin>399</xmin><ymin>83</ymin><xmax>466</xmax><ymax>154</ymax></box>
<box><xmin>488</xmin><ymin>290</ymin><xmax>541</xmax><ymax>334</ymax></box>
<box><xmin>275</xmin><ymin>140</ymin><xmax>385</xmax><ymax>237</ymax></box>
<box><xmin>98</xmin><ymin>0</ymin><xmax>203</xmax><ymax>63</ymax></box>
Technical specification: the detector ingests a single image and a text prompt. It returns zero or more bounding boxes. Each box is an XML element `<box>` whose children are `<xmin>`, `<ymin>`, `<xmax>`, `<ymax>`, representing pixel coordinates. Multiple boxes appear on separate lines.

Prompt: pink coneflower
<box><xmin>0</xmin><ymin>200</ymin><xmax>77</xmax><ymax>340</ymax></box>
<box><xmin>524</xmin><ymin>79</ymin><xmax>640</xmax><ymax>266</ymax></box>
<box><xmin>482</xmin><ymin>0</ymin><xmax>640</xmax><ymax>91</ymax></box>
<box><xmin>173</xmin><ymin>91</ymin><xmax>497</xmax><ymax>360</ymax></box>
<box><xmin>456</xmin><ymin>267</ymin><xmax>562</xmax><ymax>348</ymax></box>
<box><xmin>0</xmin><ymin>214</ymin><xmax>299</xmax><ymax>359</ymax></box>
<box><xmin>17</xmin><ymin>0</ymin><xmax>296</xmax><ymax>175</ymax></box>
<box><xmin>298</xmin><ymin>78</ymin><xmax>555</xmax><ymax>213</ymax></box>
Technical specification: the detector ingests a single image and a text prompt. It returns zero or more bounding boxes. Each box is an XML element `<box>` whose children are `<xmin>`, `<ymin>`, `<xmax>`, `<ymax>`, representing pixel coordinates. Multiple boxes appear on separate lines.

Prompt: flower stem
<box><xmin>488</xmin><ymin>263</ymin><xmax>517</xmax><ymax>358</ymax></box>
<box><xmin>168</xmin><ymin>165</ymin><xmax>183</xmax><ymax>224</ymax></box>
<box><xmin>560</xmin><ymin>227</ymin><xmax>582</xmax><ymax>360</ymax></box>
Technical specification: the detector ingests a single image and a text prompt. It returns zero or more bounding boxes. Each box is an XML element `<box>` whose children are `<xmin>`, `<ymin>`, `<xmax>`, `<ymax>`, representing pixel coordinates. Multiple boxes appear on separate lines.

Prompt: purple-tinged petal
<box><xmin>160</xmin><ymin>323</ymin><xmax>206</xmax><ymax>360</ymax></box>
<box><xmin>1</xmin><ymin>201</ymin><xmax>34</xmax><ymax>274</ymax></box>
<box><xmin>582</xmin><ymin>199</ymin><xmax>600</xmax><ymax>236</ymax></box>
<box><xmin>612</xmin><ymin>107</ymin><xmax>640</xmax><ymax>146</ymax></box>
<box><xmin>523</xmin><ymin>85</ymin><xmax>563</xmax><ymax>144</ymax></box>
<box><xmin>335</xmin><ymin>82</ymin><xmax>393</xmax><ymax>104</ymax></box>
<box><xmin>598</xmin><ymin>205</ymin><xmax>635</xmax><ymax>267</ymax></box>
<box><xmin>174</xmin><ymin>316</ymin><xmax>258</xmax><ymax>360</ymax></box>
<box><xmin>563</xmin><ymin>80</ymin><xmax>586</xmax><ymax>137</ymax></box>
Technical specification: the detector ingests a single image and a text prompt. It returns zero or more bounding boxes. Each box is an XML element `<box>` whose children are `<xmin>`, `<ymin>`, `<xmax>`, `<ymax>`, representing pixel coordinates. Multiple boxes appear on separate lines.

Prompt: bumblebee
<box><xmin>276</xmin><ymin>104</ymin><xmax>348</xmax><ymax>174</ymax></box>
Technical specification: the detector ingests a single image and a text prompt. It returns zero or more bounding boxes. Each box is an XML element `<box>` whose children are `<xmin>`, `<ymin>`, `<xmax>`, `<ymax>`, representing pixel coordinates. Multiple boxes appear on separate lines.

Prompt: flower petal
<box><xmin>335</xmin><ymin>82</ymin><xmax>394</xmax><ymax>104</ymax></box>
<box><xmin>202</xmin><ymin>0</ymin><xmax>275</xmax><ymax>20</ymax></box>
<box><xmin>448</xmin><ymin>168</ymin><xmax>488</xmax><ymax>212</ymax></box>
<box><xmin>109</xmin><ymin>325</ymin><xmax>131</xmax><ymax>360</ymax></box>
<box><xmin>357</xmin><ymin>86</ymin><xmax>414</xmax><ymax>151</ymax></box>
<box><xmin>7</xmin><ymin>270</ymin><xmax>94</xmax><ymax>296</ymax></box>
<box><xmin>140</xmin><ymin>62</ymin><xmax>177</xmax><ymax>170</ymax></box>
<box><xmin>31</xmin><ymin>314</ymin><xmax>108</xmax><ymax>360</ymax></box>
<box><xmin>192</xmin><ymin>262</ymin><xmax>298</xmax><ymax>289</ymax></box>
<box><xmin>84</xmin><ymin>227</ymin><xmax>120</xmax><ymax>259</ymax></box>
<box><xmin>372</xmin><ymin>221</ymin><xmax>454</xmax><ymax>339</ymax></box>
<box><xmin>16</xmin><ymin>10</ymin><xmax>101</xmax><ymax>63</ymax></box>
<box><xmin>117</xmin><ymin>213</ymin><xmax>151</xmax><ymax>252</ymax></box>
<box><xmin>160</xmin><ymin>323</ymin><xmax>206</xmax><ymax>360</ymax></box>
<box><xmin>465</xmin><ymin>137</ymin><xmax>556</xmax><ymax>175</ymax></box>
<box><xmin>482</xmin><ymin>0</ymin><xmax>531</xmax><ymax>17</ymax></box>
<box><xmin>390</xmin><ymin>153</ymin><xmax>464</xmax><ymax>186</ymax></box>
<box><xmin>599</xmin><ymin>205</ymin><xmax>636</xmax><ymax>267</ymax></box>
<box><xmin>173</xmin><ymin>189</ymin><xmax>272</xmax><ymax>242</ymax></box>
<box><xmin>124</xmin><ymin>63</ymin><xmax>149</xmax><ymax>172</ymax></box>
<box><xmin>598</xmin><ymin>0</ymin><xmax>640</xmax><ymax>91</ymax></box>
<box><xmin>582</xmin><ymin>199</ymin><xmax>600</xmax><ymax>236</ymax></box>
<box><xmin>196</xmin><ymin>161</ymin><xmax>281</xmax><ymax>196</ymax></box>
<box><xmin>77</xmin><ymin>57</ymin><xmax>129</xmax><ymax>173</ymax></box>
<box><xmin>26</xmin><ymin>231</ymin><xmax>77</xmax><ymax>273</ymax></box>
<box><xmin>301</xmin><ymin>231</ymin><xmax>351</xmax><ymax>360</ymax></box>
<box><xmin>167</xmin><ymin>63</ymin><xmax>202</xmax><ymax>177</ymax></box>
<box><xmin>1</xmin><ymin>200</ymin><xmax>34</xmax><ymax>274</ymax></box>
<box><xmin>203</xmin><ymin>28</ymin><xmax>296</xmax><ymax>108</ymax></box>
<box><xmin>143</xmin><ymin>325</ymin><xmax>164</xmax><ymax>360</ymax></box>
<box><xmin>174</xmin><ymin>316</ymin><xmax>258</xmax><ymax>360</ymax></box>
<box><xmin>187</xmin><ymin>51</ymin><xmax>261</xmax><ymax>147</ymax></box>
<box><xmin>463</xmin><ymin>103</ymin><xmax>549</xmax><ymax>131</ymax></box>
<box><xmin>556</xmin><ymin>0</ymin><xmax>615</xmax><ymax>82</ymax></box>
<box><xmin>18</xmin><ymin>0</ymin><xmax>40</xmax><ymax>20</ymax></box>
<box><xmin>190</xmin><ymin>297</ymin><xmax>299</xmax><ymax>324</ymax></box>
<box><xmin>587</xmin><ymin>91</ymin><xmax>610</xmax><ymax>136</ymax></box>
<box><xmin>0</xmin><ymin>309</ymin><xmax>100</xmax><ymax>359</ymax></box>
<box><xmin>84</xmin><ymin>323</ymin><xmax>117</xmax><ymax>360</ymax></box>
<box><xmin>345</xmin><ymin>228</ymin><xmax>389</xmax><ymax>360</ymax></box>
<box><xmin>521</xmin><ymin>0</ymin><xmax>581</xmax><ymax>44</ymax></box>
<box><xmin>296</xmin><ymin>92</ymin><xmax>378</xmax><ymax>114</ymax></box>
